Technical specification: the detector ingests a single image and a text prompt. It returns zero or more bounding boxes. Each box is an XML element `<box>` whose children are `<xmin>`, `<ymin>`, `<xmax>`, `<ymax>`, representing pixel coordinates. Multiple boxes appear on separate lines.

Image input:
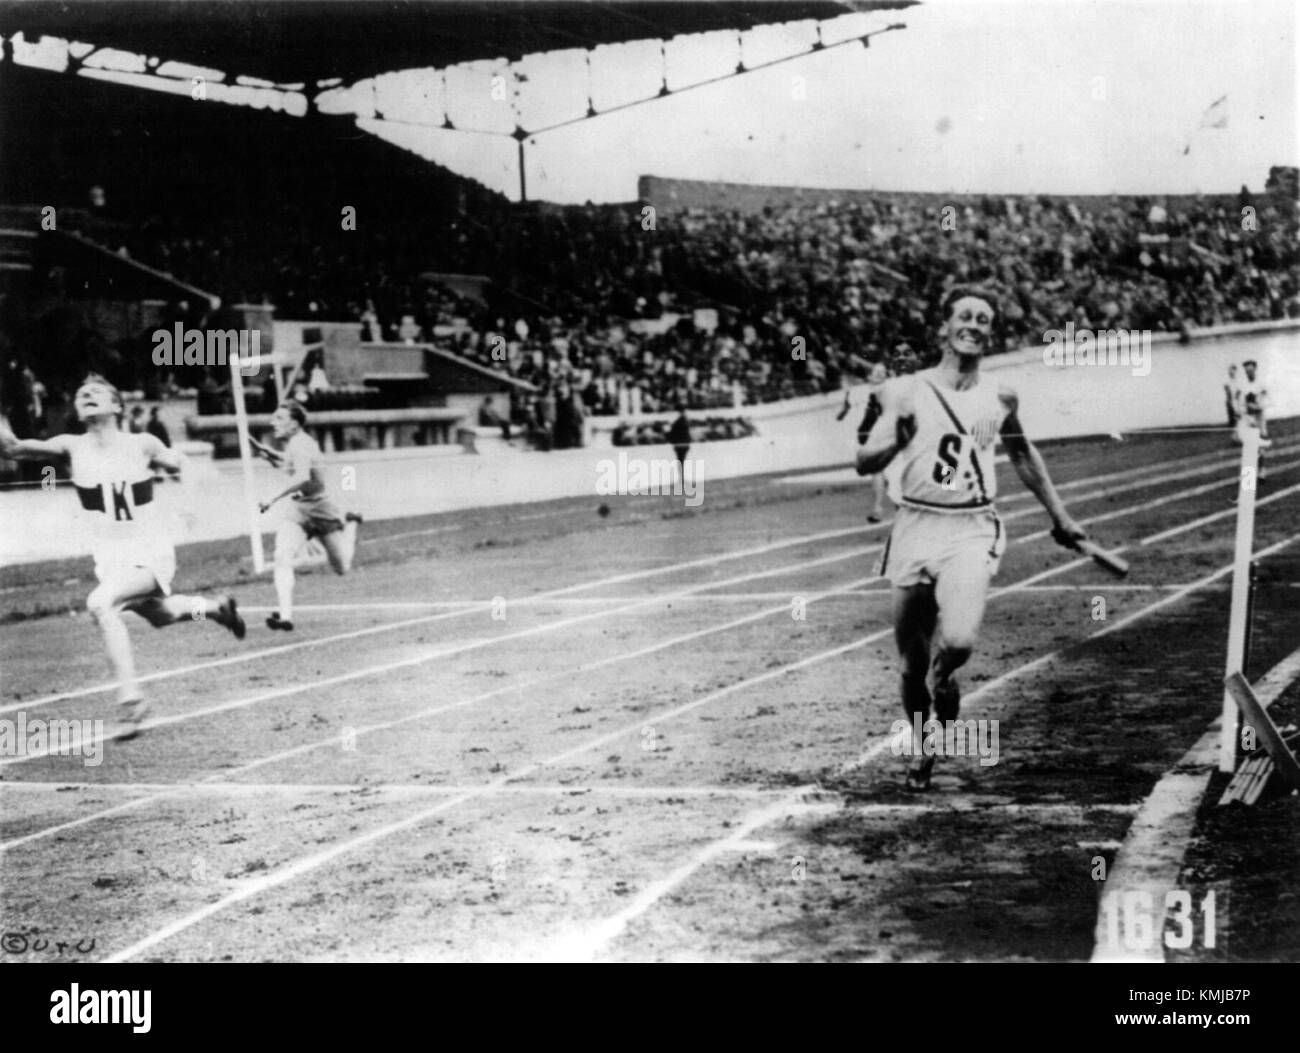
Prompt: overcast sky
<box><xmin>354</xmin><ymin>0</ymin><xmax>1297</xmax><ymax>203</ymax></box>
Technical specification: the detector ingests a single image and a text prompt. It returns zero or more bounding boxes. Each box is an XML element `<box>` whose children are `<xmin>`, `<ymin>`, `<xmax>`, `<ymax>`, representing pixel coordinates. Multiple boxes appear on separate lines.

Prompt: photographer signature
<box><xmin>2</xmin><ymin>932</ymin><xmax>97</xmax><ymax>956</ymax></box>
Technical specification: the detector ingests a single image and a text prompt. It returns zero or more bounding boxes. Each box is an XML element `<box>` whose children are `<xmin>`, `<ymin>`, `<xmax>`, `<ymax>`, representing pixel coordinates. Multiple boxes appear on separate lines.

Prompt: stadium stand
<box><xmin>2</xmin><ymin>60</ymin><xmax>1297</xmax><ymax>461</ymax></box>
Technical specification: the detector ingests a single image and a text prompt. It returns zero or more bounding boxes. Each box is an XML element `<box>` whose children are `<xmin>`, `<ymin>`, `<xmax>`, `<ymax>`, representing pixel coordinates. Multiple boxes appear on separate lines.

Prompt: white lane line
<box><xmin>97</xmin><ymin>504</ymin><xmax>1300</xmax><ymax>964</ymax></box>
<box><xmin>362</xmin><ymin>524</ymin><xmax>464</xmax><ymax>543</ymax></box>
<box><xmin>1068</xmin><ymin>460</ymin><xmax>1298</xmax><ymax>535</ymax></box>
<box><xmin>1090</xmin><ymin>641</ymin><xmax>1300</xmax><ymax>964</ymax></box>
<box><xmin>1142</xmin><ymin>479</ymin><xmax>1300</xmax><ymax>545</ymax></box>
<box><xmin>8</xmin><ymin>439</ymin><xmax>1268</xmax><ymax>712</ymax></box>
<box><xmin>366</xmin><ymin>508</ymin><xmax>580</xmax><ymax>544</ymax></box>
<box><xmin>236</xmin><ymin>601</ymin><xmax>485</xmax><ymax>611</ymax></box>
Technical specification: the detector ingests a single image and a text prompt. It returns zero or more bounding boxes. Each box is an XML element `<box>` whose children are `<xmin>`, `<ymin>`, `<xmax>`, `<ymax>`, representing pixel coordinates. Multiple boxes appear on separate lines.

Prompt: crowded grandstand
<box><xmin>2</xmin><ymin>49</ymin><xmax>1296</xmax><ymax>464</ymax></box>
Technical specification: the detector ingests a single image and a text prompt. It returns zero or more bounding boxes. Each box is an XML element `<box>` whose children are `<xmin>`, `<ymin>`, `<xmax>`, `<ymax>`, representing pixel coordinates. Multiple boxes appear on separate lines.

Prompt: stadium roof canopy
<box><xmin>0</xmin><ymin>1</ymin><xmax>916</xmax><ymax>86</ymax></box>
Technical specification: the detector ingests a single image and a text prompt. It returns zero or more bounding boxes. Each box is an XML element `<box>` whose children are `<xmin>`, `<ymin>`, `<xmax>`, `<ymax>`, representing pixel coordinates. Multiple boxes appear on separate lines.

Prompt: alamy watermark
<box><xmin>1042</xmin><ymin>322</ymin><xmax>1151</xmax><ymax>378</ymax></box>
<box><xmin>596</xmin><ymin>450</ymin><xmax>704</xmax><ymax>507</ymax></box>
<box><xmin>890</xmin><ymin>715</ymin><xmax>1000</xmax><ymax>766</ymax></box>
<box><xmin>151</xmin><ymin>324</ymin><xmax>262</xmax><ymax>374</ymax></box>
<box><xmin>0</xmin><ymin>713</ymin><xmax>103</xmax><ymax>767</ymax></box>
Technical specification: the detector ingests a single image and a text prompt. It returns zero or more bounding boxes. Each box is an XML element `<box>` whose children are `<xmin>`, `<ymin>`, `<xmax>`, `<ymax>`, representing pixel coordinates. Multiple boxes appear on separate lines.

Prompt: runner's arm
<box><xmin>144</xmin><ymin>434</ymin><xmax>200</xmax><ymax>526</ymax></box>
<box><xmin>857</xmin><ymin>392</ymin><xmax>883</xmax><ymax>445</ymax></box>
<box><xmin>0</xmin><ymin>414</ymin><xmax>70</xmax><ymax>461</ymax></box>
<box><xmin>146</xmin><ymin>434</ymin><xmax>185</xmax><ymax>475</ymax></box>
<box><xmin>249</xmin><ymin>436</ymin><xmax>283</xmax><ymax>465</ymax></box>
<box><xmin>998</xmin><ymin>386</ymin><xmax>1084</xmax><ymax>541</ymax></box>
<box><xmin>260</xmin><ymin>464</ymin><xmax>315</xmax><ymax>512</ymax></box>
<box><xmin>856</xmin><ymin>380</ymin><xmax>915</xmax><ymax>475</ymax></box>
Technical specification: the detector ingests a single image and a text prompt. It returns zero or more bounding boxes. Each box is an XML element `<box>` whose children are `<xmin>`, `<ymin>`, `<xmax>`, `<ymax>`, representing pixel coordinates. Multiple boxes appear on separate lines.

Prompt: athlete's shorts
<box><xmin>877</xmin><ymin>505</ymin><xmax>1005</xmax><ymax>588</ymax></box>
<box><xmin>283</xmin><ymin>494</ymin><xmax>346</xmax><ymax>541</ymax></box>
<box><xmin>92</xmin><ymin>536</ymin><xmax>177</xmax><ymax>595</ymax></box>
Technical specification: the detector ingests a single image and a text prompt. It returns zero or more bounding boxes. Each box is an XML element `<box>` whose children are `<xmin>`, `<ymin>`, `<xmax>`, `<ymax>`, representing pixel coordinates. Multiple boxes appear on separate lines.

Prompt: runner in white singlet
<box><xmin>1235</xmin><ymin>360</ymin><xmax>1270</xmax><ymax>444</ymax></box>
<box><xmin>1230</xmin><ymin>359</ymin><xmax>1272</xmax><ymax>493</ymax></box>
<box><xmin>855</xmin><ymin>289</ymin><xmax>1087</xmax><ymax>791</ymax></box>
<box><xmin>0</xmin><ymin>374</ymin><xmax>246</xmax><ymax>740</ymax></box>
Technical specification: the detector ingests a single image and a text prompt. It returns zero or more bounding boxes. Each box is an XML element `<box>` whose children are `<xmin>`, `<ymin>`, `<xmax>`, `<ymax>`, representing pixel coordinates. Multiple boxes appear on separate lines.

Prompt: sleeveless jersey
<box><xmin>1237</xmin><ymin>376</ymin><xmax>1266</xmax><ymax>416</ymax></box>
<box><xmin>281</xmin><ymin>431</ymin><xmax>327</xmax><ymax>500</ymax></box>
<box><xmin>894</xmin><ymin>368</ymin><xmax>1007</xmax><ymax>512</ymax></box>
<box><xmin>68</xmin><ymin>432</ymin><xmax>167</xmax><ymax>547</ymax></box>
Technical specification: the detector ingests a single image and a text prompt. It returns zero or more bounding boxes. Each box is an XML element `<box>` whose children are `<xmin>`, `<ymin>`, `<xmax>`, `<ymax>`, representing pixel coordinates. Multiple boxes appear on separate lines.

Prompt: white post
<box><xmin>229</xmin><ymin>352</ymin><xmax>266</xmax><ymax>574</ymax></box>
<box><xmin>1220</xmin><ymin>426</ymin><xmax>1260</xmax><ymax>771</ymax></box>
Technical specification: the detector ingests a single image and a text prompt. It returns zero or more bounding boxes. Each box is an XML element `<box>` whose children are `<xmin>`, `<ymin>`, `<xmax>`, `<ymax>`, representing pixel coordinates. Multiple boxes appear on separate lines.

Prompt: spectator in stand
<box><xmin>552</xmin><ymin>382</ymin><xmax>585</xmax><ymax>450</ymax></box>
<box><xmin>39</xmin><ymin>145</ymin><xmax>1293</xmax><ymax>422</ymax></box>
<box><xmin>360</xmin><ymin>301</ymin><xmax>382</xmax><ymax>342</ymax></box>
<box><xmin>146</xmin><ymin>406</ymin><xmax>171</xmax><ymax>447</ymax></box>
<box><xmin>24</xmin><ymin>366</ymin><xmax>47</xmax><ymax>431</ymax></box>
<box><xmin>478</xmin><ymin>395</ymin><xmax>511</xmax><ymax>441</ymax></box>
<box><xmin>261</xmin><ymin>374</ymin><xmax>280</xmax><ymax>413</ymax></box>
<box><xmin>307</xmin><ymin>355</ymin><xmax>331</xmax><ymax>396</ymax></box>
<box><xmin>2</xmin><ymin>359</ymin><xmax>32</xmax><ymax>434</ymax></box>
<box><xmin>668</xmin><ymin>404</ymin><xmax>692</xmax><ymax>483</ymax></box>
<box><xmin>397</xmin><ymin>314</ymin><xmax>422</xmax><ymax>344</ymax></box>
<box><xmin>855</xmin><ymin>362</ymin><xmax>891</xmax><ymax>523</ymax></box>
<box><xmin>197</xmin><ymin>374</ymin><xmax>219</xmax><ymax>416</ymax></box>
<box><xmin>536</xmin><ymin>386</ymin><xmax>557</xmax><ymax>450</ymax></box>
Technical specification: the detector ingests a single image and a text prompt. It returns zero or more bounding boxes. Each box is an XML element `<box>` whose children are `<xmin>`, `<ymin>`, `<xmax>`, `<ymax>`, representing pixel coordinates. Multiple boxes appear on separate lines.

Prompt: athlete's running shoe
<box><xmin>905</xmin><ymin>754</ymin><xmax>934</xmax><ymax>792</ymax></box>
<box><xmin>345</xmin><ymin>511</ymin><xmax>364</xmax><ymax>525</ymax></box>
<box><xmin>216</xmin><ymin>595</ymin><xmax>246</xmax><ymax>640</ymax></box>
<box><xmin>266</xmin><ymin>613</ymin><xmax>295</xmax><ymax>632</ymax></box>
<box><xmin>115</xmin><ymin>698</ymin><xmax>149</xmax><ymax>741</ymax></box>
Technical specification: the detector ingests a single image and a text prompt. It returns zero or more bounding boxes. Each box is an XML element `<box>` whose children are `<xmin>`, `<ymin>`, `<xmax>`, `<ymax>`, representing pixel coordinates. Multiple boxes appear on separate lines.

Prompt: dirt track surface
<box><xmin>2</xmin><ymin>424</ymin><xmax>1298</xmax><ymax>962</ymax></box>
